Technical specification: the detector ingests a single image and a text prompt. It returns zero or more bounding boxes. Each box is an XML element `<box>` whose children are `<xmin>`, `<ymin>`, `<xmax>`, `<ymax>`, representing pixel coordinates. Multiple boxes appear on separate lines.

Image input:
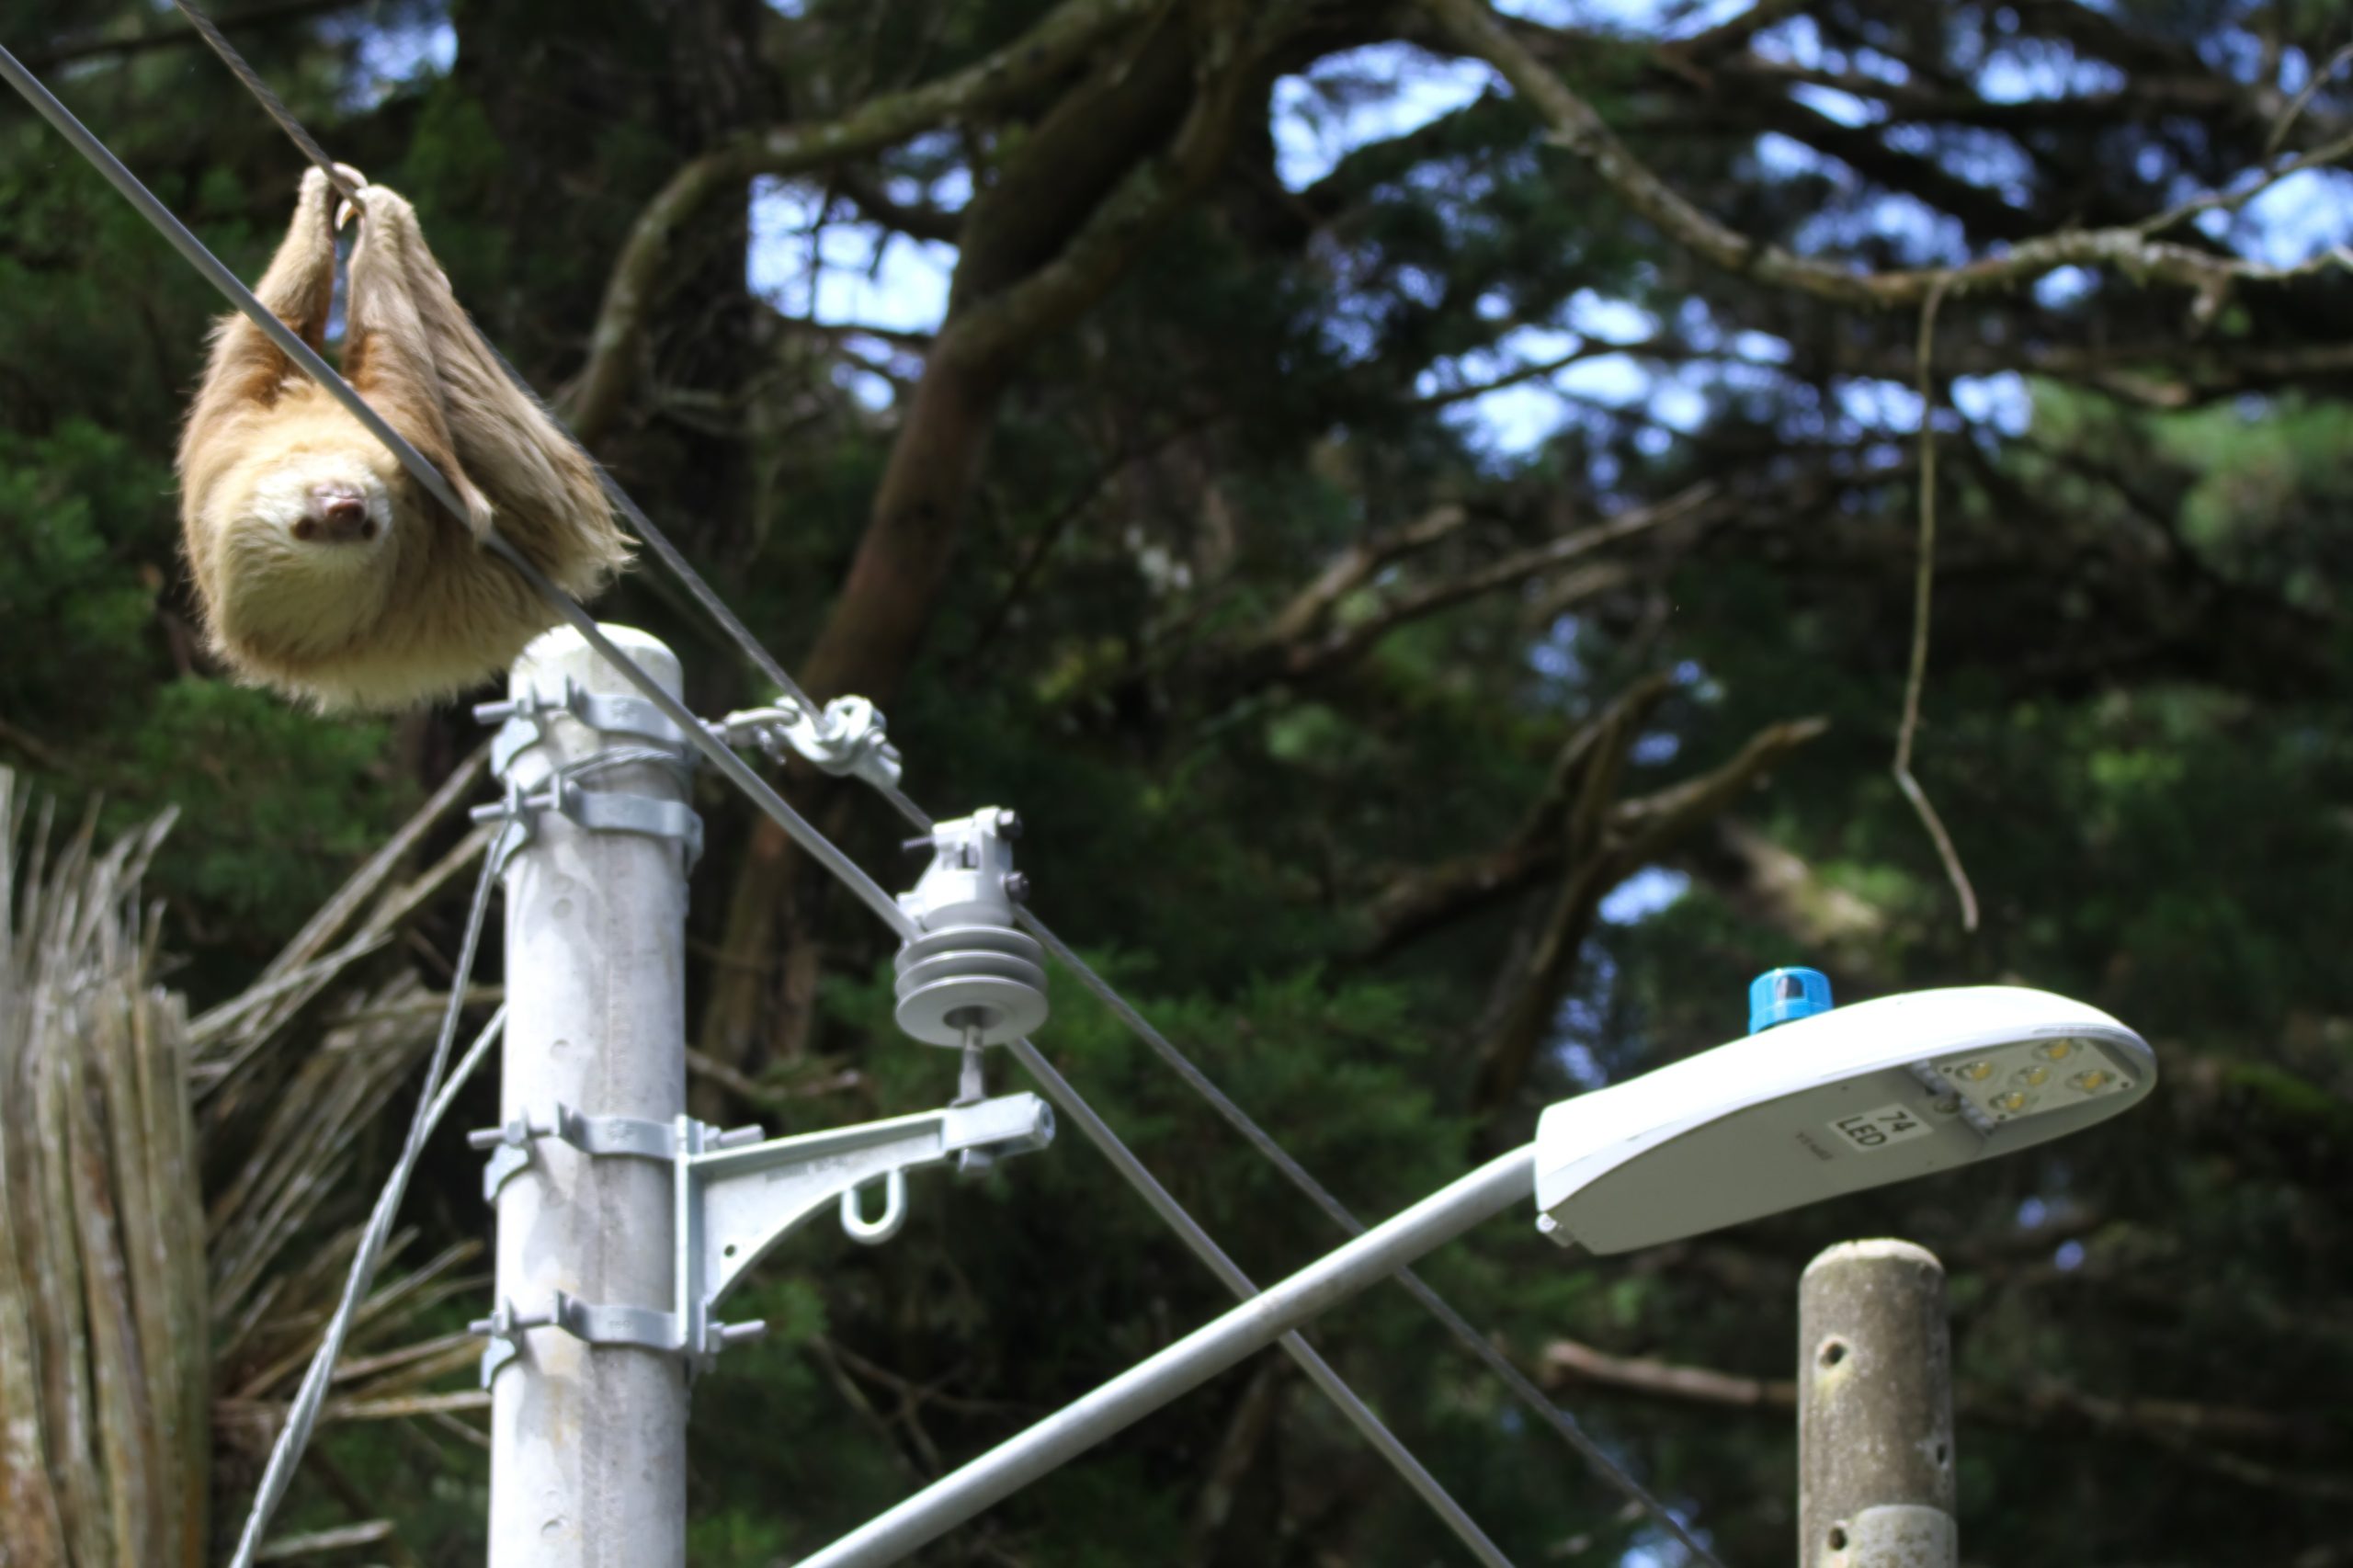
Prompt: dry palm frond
<box><xmin>0</xmin><ymin>771</ymin><xmax>210</xmax><ymax>1566</ymax></box>
<box><xmin>1</xmin><ymin>755</ymin><xmax>503</xmax><ymax>1564</ymax></box>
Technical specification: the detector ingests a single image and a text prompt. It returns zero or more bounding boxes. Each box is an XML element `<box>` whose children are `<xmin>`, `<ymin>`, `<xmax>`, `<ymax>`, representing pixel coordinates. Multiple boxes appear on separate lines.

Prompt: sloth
<box><xmin>176</xmin><ymin>165</ymin><xmax>629</xmax><ymax>710</ymax></box>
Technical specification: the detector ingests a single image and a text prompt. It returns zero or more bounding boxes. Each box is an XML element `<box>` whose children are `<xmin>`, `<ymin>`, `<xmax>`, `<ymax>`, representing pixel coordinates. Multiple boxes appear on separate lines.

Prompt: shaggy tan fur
<box><xmin>176</xmin><ymin>166</ymin><xmax>629</xmax><ymax>710</ymax></box>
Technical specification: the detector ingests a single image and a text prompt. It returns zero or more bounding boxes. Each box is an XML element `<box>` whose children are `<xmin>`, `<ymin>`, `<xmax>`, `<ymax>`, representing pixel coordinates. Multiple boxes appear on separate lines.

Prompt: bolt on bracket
<box><xmin>469</xmin><ymin>1092</ymin><xmax>1055</xmax><ymax>1385</ymax></box>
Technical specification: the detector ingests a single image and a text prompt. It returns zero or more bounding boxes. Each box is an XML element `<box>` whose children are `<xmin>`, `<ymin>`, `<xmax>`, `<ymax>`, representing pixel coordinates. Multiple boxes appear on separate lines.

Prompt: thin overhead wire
<box><xmin>8</xmin><ymin>28</ymin><xmax>1716</xmax><ymax>1567</ymax></box>
<box><xmin>1004</xmin><ymin>1037</ymin><xmax>1518</xmax><ymax>1568</ymax></box>
<box><xmin>1019</xmin><ymin>914</ymin><xmax>1722</xmax><ymax>1566</ymax></box>
<box><xmin>226</xmin><ymin>847</ymin><xmax>506</xmax><ymax>1568</ymax></box>
<box><xmin>482</xmin><ymin>330</ymin><xmax>827</xmax><ymax>723</ymax></box>
<box><xmin>0</xmin><ymin>43</ymin><xmax>910</xmax><ymax>939</ymax></box>
<box><xmin>172</xmin><ymin>0</ymin><xmax>825</xmax><ymax>724</ymax></box>
<box><xmin>167</xmin><ymin>0</ymin><xmax>359</xmax><ymax>200</ymax></box>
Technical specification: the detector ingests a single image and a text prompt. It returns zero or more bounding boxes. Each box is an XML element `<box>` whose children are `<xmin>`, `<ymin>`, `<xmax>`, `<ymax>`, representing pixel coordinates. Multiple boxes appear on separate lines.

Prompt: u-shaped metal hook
<box><xmin>840</xmin><ymin>1167</ymin><xmax>907</xmax><ymax>1245</ymax></box>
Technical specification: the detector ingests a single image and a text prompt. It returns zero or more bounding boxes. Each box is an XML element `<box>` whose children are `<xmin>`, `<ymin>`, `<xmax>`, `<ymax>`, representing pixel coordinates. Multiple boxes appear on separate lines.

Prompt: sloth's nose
<box><xmin>292</xmin><ymin>487</ymin><xmax>378</xmax><ymax>544</ymax></box>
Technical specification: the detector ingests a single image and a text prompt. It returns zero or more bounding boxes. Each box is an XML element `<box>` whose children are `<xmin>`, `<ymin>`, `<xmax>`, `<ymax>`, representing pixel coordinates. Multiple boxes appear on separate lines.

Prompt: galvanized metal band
<box><xmin>485</xmin><ymin>676</ymin><xmax>695</xmax><ymax>777</ymax></box>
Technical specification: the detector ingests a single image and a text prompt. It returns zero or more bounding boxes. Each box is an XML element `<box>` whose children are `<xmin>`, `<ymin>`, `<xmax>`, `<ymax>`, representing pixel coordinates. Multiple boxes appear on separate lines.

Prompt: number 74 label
<box><xmin>1828</xmin><ymin>1104</ymin><xmax>1934</xmax><ymax>1153</ymax></box>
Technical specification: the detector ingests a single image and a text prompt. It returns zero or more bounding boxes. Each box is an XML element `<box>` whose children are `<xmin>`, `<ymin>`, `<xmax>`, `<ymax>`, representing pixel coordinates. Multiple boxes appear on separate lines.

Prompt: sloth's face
<box><xmin>199</xmin><ymin>397</ymin><xmax>409</xmax><ymax>649</ymax></box>
<box><xmin>222</xmin><ymin>427</ymin><xmax>401</xmax><ymax>559</ymax></box>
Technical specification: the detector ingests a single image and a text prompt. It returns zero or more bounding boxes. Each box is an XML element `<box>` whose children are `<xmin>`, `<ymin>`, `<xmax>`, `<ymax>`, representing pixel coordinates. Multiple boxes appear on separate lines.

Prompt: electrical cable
<box><xmin>224</xmin><ymin>846</ymin><xmax>506</xmax><ymax>1568</ymax></box>
<box><xmin>172</xmin><ymin>0</ymin><xmax>827</xmax><ymax>725</ymax></box>
<box><xmin>1017</xmin><ymin>912</ymin><xmax>1721</xmax><ymax>1565</ymax></box>
<box><xmin>167</xmin><ymin>0</ymin><xmax>359</xmax><ymax>200</ymax></box>
<box><xmin>1001</xmin><ymin>1037</ymin><xmax>1518</xmax><ymax>1568</ymax></box>
<box><xmin>4</xmin><ymin>32</ymin><xmax>1718</xmax><ymax>1566</ymax></box>
<box><xmin>0</xmin><ymin>41</ymin><xmax>912</xmax><ymax>940</ymax></box>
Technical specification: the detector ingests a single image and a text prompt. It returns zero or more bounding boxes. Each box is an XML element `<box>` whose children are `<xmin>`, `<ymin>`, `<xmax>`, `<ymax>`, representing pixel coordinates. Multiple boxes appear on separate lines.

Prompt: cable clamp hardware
<box><xmin>713</xmin><ymin>696</ymin><xmax>903</xmax><ymax>791</ymax></box>
<box><xmin>469</xmin><ymin>1291</ymin><xmax>756</xmax><ymax>1388</ymax></box>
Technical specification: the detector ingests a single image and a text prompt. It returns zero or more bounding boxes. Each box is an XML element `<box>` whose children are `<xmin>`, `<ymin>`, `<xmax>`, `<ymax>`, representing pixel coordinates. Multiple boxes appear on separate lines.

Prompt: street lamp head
<box><xmin>1535</xmin><ymin>985</ymin><xmax>2155</xmax><ymax>1255</ymax></box>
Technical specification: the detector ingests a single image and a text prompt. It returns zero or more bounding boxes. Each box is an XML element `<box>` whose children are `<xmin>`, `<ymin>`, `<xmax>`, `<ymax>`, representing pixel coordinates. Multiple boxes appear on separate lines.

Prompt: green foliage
<box><xmin>130</xmin><ymin>681</ymin><xmax>404</xmax><ymax>937</ymax></box>
<box><xmin>4</xmin><ymin>2</ymin><xmax>2349</xmax><ymax>1565</ymax></box>
<box><xmin>0</xmin><ymin>420</ymin><xmax>164</xmax><ymax>728</ymax></box>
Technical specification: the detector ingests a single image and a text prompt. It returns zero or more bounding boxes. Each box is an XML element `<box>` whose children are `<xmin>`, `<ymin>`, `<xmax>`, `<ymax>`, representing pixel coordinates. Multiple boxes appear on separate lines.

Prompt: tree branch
<box><xmin>1893</xmin><ymin>277</ymin><xmax>1980</xmax><ymax>931</ymax></box>
<box><xmin>830</xmin><ymin>167</ymin><xmax>966</xmax><ymax>245</ymax></box>
<box><xmin>698</xmin><ymin>6</ymin><xmax>1271</xmax><ymax>1073</ymax></box>
<box><xmin>23</xmin><ymin>0</ymin><xmax>358</xmax><ymax>72</ymax></box>
<box><xmin>1661</xmin><ymin>0</ymin><xmax>1810</xmax><ymax>63</ymax></box>
<box><xmin>1256</xmin><ymin>503</ymin><xmax>1470</xmax><ymax>651</ymax></box>
<box><xmin>1188</xmin><ymin>1359</ymin><xmax>1288</xmax><ymax>1562</ymax></box>
<box><xmin>1421</xmin><ymin>0</ymin><xmax>2353</xmax><ymax>322</ymax></box>
<box><xmin>1254</xmin><ymin>483</ymin><xmax>1720</xmax><ymax>688</ymax></box>
<box><xmin>1468</xmin><ymin>687</ymin><xmax>1661</xmax><ymax>1115</ymax></box>
<box><xmin>1406</xmin><ymin>337</ymin><xmax>1647</xmax><ymax>411</ymax></box>
<box><xmin>1367</xmin><ymin>675</ymin><xmax>1672</xmax><ymax>955</ymax></box>
<box><xmin>941</xmin><ymin>39</ymin><xmax>1267</xmax><ymax>375</ymax></box>
<box><xmin>1675</xmin><ymin>818</ymin><xmax>1892</xmax><ymax>983</ymax></box>
<box><xmin>1370</xmin><ymin>702</ymin><xmax>1824</xmax><ymax>967</ymax></box>
<box><xmin>1539</xmin><ymin>1335</ymin><xmax>2353</xmax><ymax>1499</ymax></box>
<box><xmin>564</xmin><ymin>0</ymin><xmax>1156</xmax><ymax>440</ymax></box>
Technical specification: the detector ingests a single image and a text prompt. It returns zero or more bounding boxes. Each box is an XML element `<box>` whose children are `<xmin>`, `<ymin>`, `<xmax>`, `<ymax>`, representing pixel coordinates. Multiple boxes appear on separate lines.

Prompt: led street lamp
<box><xmin>799</xmin><ymin>983</ymin><xmax>2155</xmax><ymax>1568</ymax></box>
<box><xmin>1536</xmin><ymin>984</ymin><xmax>2154</xmax><ymax>1256</ymax></box>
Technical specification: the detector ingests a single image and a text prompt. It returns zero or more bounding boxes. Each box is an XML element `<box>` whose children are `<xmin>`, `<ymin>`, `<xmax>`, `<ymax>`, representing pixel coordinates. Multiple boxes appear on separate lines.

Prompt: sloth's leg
<box><xmin>342</xmin><ymin>186</ymin><xmax>495</xmax><ymax>535</ymax></box>
<box><xmin>180</xmin><ymin>165</ymin><xmax>342</xmax><ymax>440</ymax></box>
<box><xmin>369</xmin><ymin>187</ymin><xmax>611</xmax><ymax>554</ymax></box>
<box><xmin>364</xmin><ymin>186</ymin><xmax>621</xmax><ymax>585</ymax></box>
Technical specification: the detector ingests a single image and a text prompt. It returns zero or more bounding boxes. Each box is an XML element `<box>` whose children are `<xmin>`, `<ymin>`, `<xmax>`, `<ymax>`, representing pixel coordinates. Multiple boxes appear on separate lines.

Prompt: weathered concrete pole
<box><xmin>1797</xmin><ymin>1239</ymin><xmax>1957</xmax><ymax>1568</ymax></box>
<box><xmin>487</xmin><ymin>625</ymin><xmax>692</xmax><ymax>1568</ymax></box>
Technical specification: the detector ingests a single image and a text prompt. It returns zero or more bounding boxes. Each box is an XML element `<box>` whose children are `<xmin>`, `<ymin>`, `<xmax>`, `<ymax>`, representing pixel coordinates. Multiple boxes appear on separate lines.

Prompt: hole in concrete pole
<box><xmin>1827</xmin><ymin>1523</ymin><xmax>1849</xmax><ymax>1551</ymax></box>
<box><xmin>1818</xmin><ymin>1336</ymin><xmax>1849</xmax><ymax>1368</ymax></box>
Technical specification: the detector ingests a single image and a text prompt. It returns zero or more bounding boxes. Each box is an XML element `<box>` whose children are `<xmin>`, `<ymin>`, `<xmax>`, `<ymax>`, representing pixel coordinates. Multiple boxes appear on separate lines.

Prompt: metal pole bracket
<box><xmin>470</xmin><ymin>1092</ymin><xmax>1055</xmax><ymax>1385</ymax></box>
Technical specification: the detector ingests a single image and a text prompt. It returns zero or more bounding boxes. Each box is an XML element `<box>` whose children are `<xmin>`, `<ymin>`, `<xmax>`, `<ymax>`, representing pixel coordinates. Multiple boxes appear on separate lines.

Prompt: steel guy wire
<box><xmin>1000</xmin><ymin>1035</ymin><xmax>1518</xmax><ymax>1568</ymax></box>
<box><xmin>5</xmin><ymin>36</ymin><xmax>1714</xmax><ymax>1565</ymax></box>
<box><xmin>170</xmin><ymin>0</ymin><xmax>827</xmax><ymax>726</ymax></box>
<box><xmin>168</xmin><ymin>0</ymin><xmax>361</xmax><ymax>201</ymax></box>
<box><xmin>0</xmin><ymin>45</ymin><xmax>911</xmax><ymax>941</ymax></box>
<box><xmin>1017</xmin><ymin>913</ymin><xmax>1724</xmax><ymax>1567</ymax></box>
<box><xmin>0</xmin><ymin>36</ymin><xmax>1524</xmax><ymax>1562</ymax></box>
<box><xmin>226</xmin><ymin>838</ymin><xmax>506</xmax><ymax>1568</ymax></box>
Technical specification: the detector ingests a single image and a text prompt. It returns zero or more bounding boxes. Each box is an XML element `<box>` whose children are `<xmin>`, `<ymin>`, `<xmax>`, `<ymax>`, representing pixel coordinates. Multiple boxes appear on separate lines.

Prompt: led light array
<box><xmin>1910</xmin><ymin>1036</ymin><xmax>2133</xmax><ymax>1131</ymax></box>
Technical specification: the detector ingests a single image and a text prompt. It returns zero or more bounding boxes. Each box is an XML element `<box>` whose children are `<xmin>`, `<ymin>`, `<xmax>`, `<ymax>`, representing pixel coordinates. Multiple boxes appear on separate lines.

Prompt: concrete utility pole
<box><xmin>1797</xmin><ymin>1240</ymin><xmax>1958</xmax><ymax>1568</ymax></box>
<box><xmin>487</xmin><ymin>626</ymin><xmax>693</xmax><ymax>1568</ymax></box>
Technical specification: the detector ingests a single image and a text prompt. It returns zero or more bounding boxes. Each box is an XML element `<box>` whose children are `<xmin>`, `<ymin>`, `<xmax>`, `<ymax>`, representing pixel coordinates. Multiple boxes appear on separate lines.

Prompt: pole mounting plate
<box><xmin>470</xmin><ymin>1092</ymin><xmax>1055</xmax><ymax>1384</ymax></box>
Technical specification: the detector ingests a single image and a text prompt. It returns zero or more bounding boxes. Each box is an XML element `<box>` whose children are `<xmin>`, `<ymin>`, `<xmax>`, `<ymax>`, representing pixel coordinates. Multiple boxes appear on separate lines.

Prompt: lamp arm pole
<box><xmin>794</xmin><ymin>1146</ymin><xmax>1539</xmax><ymax>1568</ymax></box>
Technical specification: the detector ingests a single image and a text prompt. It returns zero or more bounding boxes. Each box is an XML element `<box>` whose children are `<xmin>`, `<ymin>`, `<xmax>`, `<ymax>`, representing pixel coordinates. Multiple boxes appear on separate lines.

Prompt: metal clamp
<box><xmin>713</xmin><ymin>697</ymin><xmax>904</xmax><ymax>791</ymax></box>
<box><xmin>475</xmin><ymin>676</ymin><xmax>694</xmax><ymax>778</ymax></box>
<box><xmin>469</xmin><ymin>773</ymin><xmax>705</xmax><ymax>874</ymax></box>
<box><xmin>468</xmin><ymin>1104</ymin><xmax>759</xmax><ymax>1200</ymax></box>
<box><xmin>471</xmin><ymin>1092</ymin><xmax>1055</xmax><ymax>1384</ymax></box>
<box><xmin>468</xmin><ymin>1291</ymin><xmax>735</xmax><ymax>1386</ymax></box>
